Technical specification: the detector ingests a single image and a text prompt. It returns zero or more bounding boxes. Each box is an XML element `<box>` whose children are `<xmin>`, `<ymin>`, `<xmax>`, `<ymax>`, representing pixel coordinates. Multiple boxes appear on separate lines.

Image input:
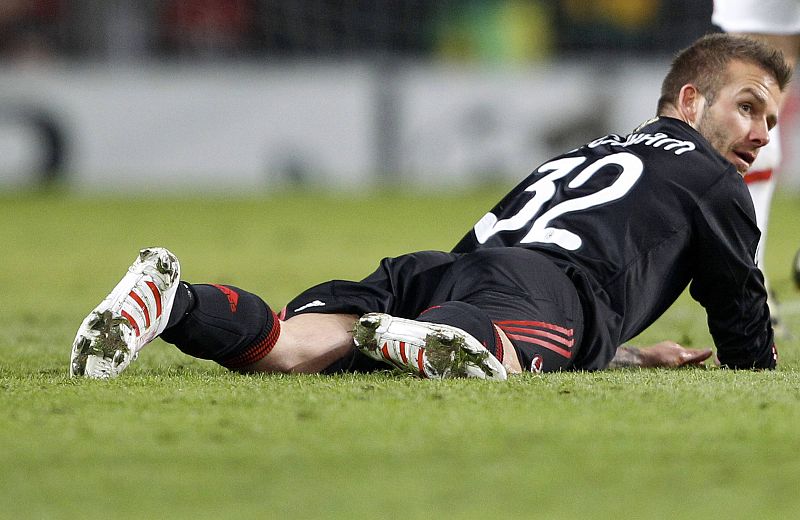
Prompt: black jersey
<box><xmin>453</xmin><ymin>117</ymin><xmax>776</xmax><ymax>370</ymax></box>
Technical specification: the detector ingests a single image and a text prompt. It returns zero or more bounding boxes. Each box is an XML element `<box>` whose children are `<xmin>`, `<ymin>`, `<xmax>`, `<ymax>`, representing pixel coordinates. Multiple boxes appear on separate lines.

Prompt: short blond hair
<box><xmin>657</xmin><ymin>33</ymin><xmax>792</xmax><ymax>113</ymax></box>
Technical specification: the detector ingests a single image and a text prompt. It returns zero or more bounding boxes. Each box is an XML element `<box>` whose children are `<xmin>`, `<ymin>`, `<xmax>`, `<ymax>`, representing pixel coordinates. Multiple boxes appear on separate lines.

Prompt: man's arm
<box><xmin>608</xmin><ymin>341</ymin><xmax>713</xmax><ymax>369</ymax></box>
<box><xmin>689</xmin><ymin>175</ymin><xmax>776</xmax><ymax>369</ymax></box>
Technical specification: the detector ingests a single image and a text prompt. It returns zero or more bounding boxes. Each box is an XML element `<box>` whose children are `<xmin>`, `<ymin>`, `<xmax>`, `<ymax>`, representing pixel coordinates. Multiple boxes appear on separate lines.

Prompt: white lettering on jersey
<box><xmin>588</xmin><ymin>132</ymin><xmax>696</xmax><ymax>155</ymax></box>
<box><xmin>474</xmin><ymin>152</ymin><xmax>643</xmax><ymax>250</ymax></box>
<box><xmin>474</xmin><ymin>156</ymin><xmax>586</xmax><ymax>244</ymax></box>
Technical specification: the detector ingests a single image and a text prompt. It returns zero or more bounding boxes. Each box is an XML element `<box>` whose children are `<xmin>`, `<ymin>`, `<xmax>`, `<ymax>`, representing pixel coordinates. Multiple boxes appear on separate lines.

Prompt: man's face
<box><xmin>695</xmin><ymin>60</ymin><xmax>782</xmax><ymax>174</ymax></box>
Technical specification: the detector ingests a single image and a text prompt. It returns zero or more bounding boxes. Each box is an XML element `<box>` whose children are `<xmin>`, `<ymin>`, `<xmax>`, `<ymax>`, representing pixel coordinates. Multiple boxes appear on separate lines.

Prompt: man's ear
<box><xmin>676</xmin><ymin>84</ymin><xmax>705</xmax><ymax>126</ymax></box>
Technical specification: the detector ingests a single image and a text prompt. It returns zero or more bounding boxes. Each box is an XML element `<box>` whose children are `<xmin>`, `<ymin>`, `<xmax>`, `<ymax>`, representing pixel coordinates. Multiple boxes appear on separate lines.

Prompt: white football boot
<box><xmin>353</xmin><ymin>313</ymin><xmax>507</xmax><ymax>380</ymax></box>
<box><xmin>70</xmin><ymin>247</ymin><xmax>181</xmax><ymax>379</ymax></box>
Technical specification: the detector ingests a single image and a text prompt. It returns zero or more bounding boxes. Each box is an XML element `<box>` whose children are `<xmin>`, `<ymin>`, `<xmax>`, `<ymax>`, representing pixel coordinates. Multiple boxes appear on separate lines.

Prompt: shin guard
<box><xmin>160</xmin><ymin>283</ymin><xmax>280</xmax><ymax>370</ymax></box>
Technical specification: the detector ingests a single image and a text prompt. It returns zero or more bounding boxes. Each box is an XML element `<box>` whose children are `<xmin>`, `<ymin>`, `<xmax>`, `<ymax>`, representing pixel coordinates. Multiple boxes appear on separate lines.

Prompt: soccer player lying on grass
<box><xmin>70</xmin><ymin>34</ymin><xmax>788</xmax><ymax>380</ymax></box>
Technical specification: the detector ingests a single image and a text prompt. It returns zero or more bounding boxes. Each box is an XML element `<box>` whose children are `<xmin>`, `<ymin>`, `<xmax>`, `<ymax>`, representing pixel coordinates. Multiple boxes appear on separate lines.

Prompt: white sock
<box><xmin>744</xmin><ymin>124</ymin><xmax>780</xmax><ymax>269</ymax></box>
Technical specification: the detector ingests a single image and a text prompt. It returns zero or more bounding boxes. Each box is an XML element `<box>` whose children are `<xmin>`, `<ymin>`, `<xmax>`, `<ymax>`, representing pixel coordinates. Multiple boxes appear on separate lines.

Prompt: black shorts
<box><xmin>282</xmin><ymin>248</ymin><xmax>584</xmax><ymax>373</ymax></box>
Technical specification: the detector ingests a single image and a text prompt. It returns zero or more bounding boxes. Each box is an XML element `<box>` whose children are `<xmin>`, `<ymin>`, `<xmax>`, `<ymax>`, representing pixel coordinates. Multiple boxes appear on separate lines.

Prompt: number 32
<box><xmin>474</xmin><ymin>152</ymin><xmax>643</xmax><ymax>251</ymax></box>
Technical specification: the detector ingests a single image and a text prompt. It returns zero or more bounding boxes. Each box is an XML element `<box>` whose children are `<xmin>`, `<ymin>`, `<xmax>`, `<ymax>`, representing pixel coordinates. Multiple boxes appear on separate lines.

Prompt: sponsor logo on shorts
<box><xmin>530</xmin><ymin>354</ymin><xmax>544</xmax><ymax>373</ymax></box>
<box><xmin>294</xmin><ymin>299</ymin><xmax>326</xmax><ymax>312</ymax></box>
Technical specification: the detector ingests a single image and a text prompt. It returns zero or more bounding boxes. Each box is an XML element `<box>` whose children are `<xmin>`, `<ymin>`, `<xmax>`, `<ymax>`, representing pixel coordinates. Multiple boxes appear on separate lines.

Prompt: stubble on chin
<box><xmin>697</xmin><ymin>113</ymin><xmax>738</xmax><ymax>171</ymax></box>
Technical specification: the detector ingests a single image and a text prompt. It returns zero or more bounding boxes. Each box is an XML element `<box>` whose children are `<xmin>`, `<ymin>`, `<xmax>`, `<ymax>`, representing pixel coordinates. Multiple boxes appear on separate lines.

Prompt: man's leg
<box><xmin>71</xmin><ymin>248</ymin><xmax>461</xmax><ymax>378</ymax></box>
<box><xmin>280</xmin><ymin>250</ymin><xmax>509</xmax><ymax>378</ymax></box>
<box><xmin>440</xmin><ymin>248</ymin><xmax>585</xmax><ymax>373</ymax></box>
<box><xmin>162</xmin><ymin>282</ymin><xmax>392</xmax><ymax>374</ymax></box>
<box><xmin>224</xmin><ymin>312</ymin><xmax>359</xmax><ymax>374</ymax></box>
<box><xmin>353</xmin><ymin>248</ymin><xmax>583</xmax><ymax>376</ymax></box>
<box><xmin>160</xmin><ymin>251</ymin><xmax>459</xmax><ymax>375</ymax></box>
<box><xmin>69</xmin><ymin>247</ymin><xmax>361</xmax><ymax>378</ymax></box>
<box><xmin>353</xmin><ymin>301</ymin><xmax>509</xmax><ymax>379</ymax></box>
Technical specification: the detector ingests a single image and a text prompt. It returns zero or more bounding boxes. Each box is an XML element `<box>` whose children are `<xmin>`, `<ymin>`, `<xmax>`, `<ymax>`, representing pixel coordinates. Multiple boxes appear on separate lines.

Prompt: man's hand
<box><xmin>608</xmin><ymin>341</ymin><xmax>713</xmax><ymax>369</ymax></box>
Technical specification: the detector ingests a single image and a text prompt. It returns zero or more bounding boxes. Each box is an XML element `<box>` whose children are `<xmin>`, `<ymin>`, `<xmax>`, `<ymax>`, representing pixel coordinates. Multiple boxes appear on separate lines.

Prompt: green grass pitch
<box><xmin>1</xmin><ymin>188</ymin><xmax>799</xmax><ymax>519</ymax></box>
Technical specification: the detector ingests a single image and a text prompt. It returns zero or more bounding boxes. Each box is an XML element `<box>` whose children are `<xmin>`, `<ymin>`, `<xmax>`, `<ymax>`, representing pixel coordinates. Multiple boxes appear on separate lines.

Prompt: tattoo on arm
<box><xmin>608</xmin><ymin>345</ymin><xmax>644</xmax><ymax>369</ymax></box>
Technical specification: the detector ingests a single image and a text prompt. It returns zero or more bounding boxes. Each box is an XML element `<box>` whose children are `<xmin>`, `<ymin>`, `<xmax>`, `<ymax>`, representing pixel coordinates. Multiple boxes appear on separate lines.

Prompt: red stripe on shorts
<box><xmin>505</xmin><ymin>333</ymin><xmax>572</xmax><ymax>359</ymax></box>
<box><xmin>494</xmin><ymin>320</ymin><xmax>573</xmax><ymax>336</ymax></box>
<box><xmin>498</xmin><ymin>326</ymin><xmax>574</xmax><ymax>347</ymax></box>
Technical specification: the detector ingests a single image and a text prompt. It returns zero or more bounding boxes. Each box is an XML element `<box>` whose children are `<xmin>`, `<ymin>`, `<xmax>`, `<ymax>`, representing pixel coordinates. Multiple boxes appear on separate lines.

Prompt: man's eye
<box><xmin>740</xmin><ymin>103</ymin><xmax>752</xmax><ymax>113</ymax></box>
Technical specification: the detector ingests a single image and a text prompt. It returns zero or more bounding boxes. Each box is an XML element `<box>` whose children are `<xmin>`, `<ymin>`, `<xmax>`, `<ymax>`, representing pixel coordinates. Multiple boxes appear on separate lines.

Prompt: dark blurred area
<box><xmin>0</xmin><ymin>0</ymin><xmax>715</xmax><ymax>63</ymax></box>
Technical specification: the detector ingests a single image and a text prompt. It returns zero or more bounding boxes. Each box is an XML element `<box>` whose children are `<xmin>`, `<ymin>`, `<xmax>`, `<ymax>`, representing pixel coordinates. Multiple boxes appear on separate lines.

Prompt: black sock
<box><xmin>416</xmin><ymin>301</ymin><xmax>503</xmax><ymax>362</ymax></box>
<box><xmin>165</xmin><ymin>282</ymin><xmax>195</xmax><ymax>329</ymax></box>
<box><xmin>160</xmin><ymin>283</ymin><xmax>280</xmax><ymax>369</ymax></box>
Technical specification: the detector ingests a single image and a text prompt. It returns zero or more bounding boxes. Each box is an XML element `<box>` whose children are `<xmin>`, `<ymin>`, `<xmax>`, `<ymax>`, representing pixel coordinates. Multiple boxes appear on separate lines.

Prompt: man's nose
<box><xmin>752</xmin><ymin>119</ymin><xmax>770</xmax><ymax>147</ymax></box>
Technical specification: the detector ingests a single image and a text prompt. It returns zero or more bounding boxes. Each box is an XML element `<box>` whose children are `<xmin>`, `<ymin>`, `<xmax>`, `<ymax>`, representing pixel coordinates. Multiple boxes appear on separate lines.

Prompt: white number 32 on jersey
<box><xmin>474</xmin><ymin>152</ymin><xmax>643</xmax><ymax>251</ymax></box>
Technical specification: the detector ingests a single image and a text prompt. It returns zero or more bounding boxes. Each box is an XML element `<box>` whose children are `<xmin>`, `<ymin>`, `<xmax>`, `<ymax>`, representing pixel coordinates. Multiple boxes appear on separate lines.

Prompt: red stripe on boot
<box><xmin>121</xmin><ymin>310</ymin><xmax>141</xmax><ymax>337</ymax></box>
<box><xmin>145</xmin><ymin>281</ymin><xmax>162</xmax><ymax>318</ymax></box>
<box><xmin>128</xmin><ymin>290</ymin><xmax>151</xmax><ymax>329</ymax></box>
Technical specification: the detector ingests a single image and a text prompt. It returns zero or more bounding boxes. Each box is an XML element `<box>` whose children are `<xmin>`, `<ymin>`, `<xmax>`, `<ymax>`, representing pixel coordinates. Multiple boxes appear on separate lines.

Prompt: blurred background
<box><xmin>1</xmin><ymin>0</ymin><xmax>799</xmax><ymax>192</ymax></box>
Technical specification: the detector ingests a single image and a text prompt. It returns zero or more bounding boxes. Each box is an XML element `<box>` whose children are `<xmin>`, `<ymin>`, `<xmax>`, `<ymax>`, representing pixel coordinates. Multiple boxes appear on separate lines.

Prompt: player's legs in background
<box><xmin>725</xmin><ymin>31</ymin><xmax>800</xmax><ymax>273</ymax></box>
<box><xmin>735</xmin><ymin>33</ymin><xmax>800</xmax><ymax>333</ymax></box>
<box><xmin>713</xmin><ymin>0</ymin><xmax>800</xmax><ymax>333</ymax></box>
<box><xmin>743</xmin><ymin>143</ymin><xmax>785</xmax><ymax>337</ymax></box>
<box><xmin>744</xmin><ymin>127</ymin><xmax>779</xmax><ymax>270</ymax></box>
